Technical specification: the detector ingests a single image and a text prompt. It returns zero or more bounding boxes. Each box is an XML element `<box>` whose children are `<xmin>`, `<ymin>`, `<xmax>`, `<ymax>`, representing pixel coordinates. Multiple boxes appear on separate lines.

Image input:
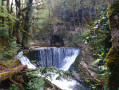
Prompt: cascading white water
<box><xmin>17</xmin><ymin>47</ymin><xmax>87</xmax><ymax>90</ymax></box>
<box><xmin>60</xmin><ymin>49</ymin><xmax>79</xmax><ymax>71</ymax></box>
<box><xmin>16</xmin><ymin>51</ymin><xmax>36</xmax><ymax>69</ymax></box>
<box><xmin>41</xmin><ymin>48</ymin><xmax>86</xmax><ymax>90</ymax></box>
<box><xmin>29</xmin><ymin>47</ymin><xmax>80</xmax><ymax>69</ymax></box>
<box><xmin>48</xmin><ymin>50</ymin><xmax>78</xmax><ymax>90</ymax></box>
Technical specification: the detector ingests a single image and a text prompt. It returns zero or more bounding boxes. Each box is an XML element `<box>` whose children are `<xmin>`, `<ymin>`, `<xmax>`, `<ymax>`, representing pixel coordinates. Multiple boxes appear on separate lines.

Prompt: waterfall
<box><xmin>17</xmin><ymin>47</ymin><xmax>87</xmax><ymax>90</ymax></box>
<box><xmin>16</xmin><ymin>51</ymin><xmax>36</xmax><ymax>69</ymax></box>
<box><xmin>29</xmin><ymin>47</ymin><xmax>80</xmax><ymax>70</ymax></box>
<box><xmin>29</xmin><ymin>47</ymin><xmax>87</xmax><ymax>90</ymax></box>
<box><xmin>60</xmin><ymin>50</ymin><xmax>79</xmax><ymax>71</ymax></box>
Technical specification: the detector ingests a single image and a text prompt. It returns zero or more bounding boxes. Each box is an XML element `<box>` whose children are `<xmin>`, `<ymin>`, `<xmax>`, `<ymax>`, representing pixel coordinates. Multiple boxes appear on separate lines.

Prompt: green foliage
<box><xmin>27</xmin><ymin>77</ymin><xmax>44</xmax><ymax>90</ymax></box>
<box><xmin>0</xmin><ymin>7</ymin><xmax>18</xmax><ymax>22</ymax></box>
<box><xmin>83</xmin><ymin>8</ymin><xmax>111</xmax><ymax>58</ymax></box>
<box><xmin>38</xmin><ymin>67</ymin><xmax>71</xmax><ymax>79</ymax></box>
<box><xmin>85</xmin><ymin>79</ymin><xmax>102</xmax><ymax>89</ymax></box>
<box><xmin>10</xmin><ymin>84</ymin><xmax>19</xmax><ymax>90</ymax></box>
<box><xmin>24</xmin><ymin>67</ymin><xmax>72</xmax><ymax>90</ymax></box>
<box><xmin>83</xmin><ymin>8</ymin><xmax>111</xmax><ymax>87</ymax></box>
<box><xmin>0</xmin><ymin>1</ymin><xmax>20</xmax><ymax>60</ymax></box>
<box><xmin>25</xmin><ymin>67</ymin><xmax>71</xmax><ymax>90</ymax></box>
<box><xmin>104</xmin><ymin>87</ymin><xmax>108</xmax><ymax>90</ymax></box>
<box><xmin>91</xmin><ymin>59</ymin><xmax>102</xmax><ymax>65</ymax></box>
<box><xmin>0</xmin><ymin>4</ymin><xmax>18</xmax><ymax>30</ymax></box>
<box><xmin>0</xmin><ymin>37</ymin><xmax>20</xmax><ymax>60</ymax></box>
<box><xmin>89</xmin><ymin>83</ymin><xmax>100</xmax><ymax>89</ymax></box>
<box><xmin>10</xmin><ymin>84</ymin><xmax>25</xmax><ymax>90</ymax></box>
<box><xmin>91</xmin><ymin>53</ymin><xmax>105</xmax><ymax>65</ymax></box>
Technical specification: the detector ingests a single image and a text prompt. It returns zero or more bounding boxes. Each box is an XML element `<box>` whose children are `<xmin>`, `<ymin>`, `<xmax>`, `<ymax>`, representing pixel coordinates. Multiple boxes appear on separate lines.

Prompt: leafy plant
<box><xmin>25</xmin><ymin>67</ymin><xmax>71</xmax><ymax>90</ymax></box>
<box><xmin>83</xmin><ymin>8</ymin><xmax>111</xmax><ymax>58</ymax></box>
<box><xmin>27</xmin><ymin>77</ymin><xmax>45</xmax><ymax>90</ymax></box>
<box><xmin>9</xmin><ymin>84</ymin><xmax>19</xmax><ymax>90</ymax></box>
<box><xmin>83</xmin><ymin>8</ymin><xmax>111</xmax><ymax>87</ymax></box>
<box><xmin>91</xmin><ymin>53</ymin><xmax>105</xmax><ymax>65</ymax></box>
<box><xmin>0</xmin><ymin>1</ymin><xmax>20</xmax><ymax>60</ymax></box>
<box><xmin>0</xmin><ymin>37</ymin><xmax>20</xmax><ymax>60</ymax></box>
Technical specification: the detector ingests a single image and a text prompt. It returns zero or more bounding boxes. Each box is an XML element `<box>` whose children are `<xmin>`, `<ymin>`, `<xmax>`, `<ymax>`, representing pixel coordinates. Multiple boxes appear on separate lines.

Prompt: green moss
<box><xmin>108</xmin><ymin>0</ymin><xmax>119</xmax><ymax>29</ymax></box>
<box><xmin>106</xmin><ymin>1</ymin><xmax>119</xmax><ymax>89</ymax></box>
<box><xmin>70</xmin><ymin>54</ymin><xmax>80</xmax><ymax>72</ymax></box>
<box><xmin>74</xmin><ymin>54</ymin><xmax>80</xmax><ymax>71</ymax></box>
<box><xmin>106</xmin><ymin>47</ymin><xmax>119</xmax><ymax>90</ymax></box>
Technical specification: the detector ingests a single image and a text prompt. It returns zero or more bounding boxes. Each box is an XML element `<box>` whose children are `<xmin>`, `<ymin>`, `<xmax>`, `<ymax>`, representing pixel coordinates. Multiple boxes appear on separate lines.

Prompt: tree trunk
<box><xmin>106</xmin><ymin>0</ymin><xmax>119</xmax><ymax>89</ymax></box>
<box><xmin>7</xmin><ymin>0</ymin><xmax>9</xmax><ymax>12</ymax></box>
<box><xmin>13</xmin><ymin>0</ymin><xmax>21</xmax><ymax>44</ymax></box>
<box><xmin>22</xmin><ymin>0</ymin><xmax>33</xmax><ymax>48</ymax></box>
<box><xmin>2</xmin><ymin>0</ymin><xmax>4</xmax><ymax>28</ymax></box>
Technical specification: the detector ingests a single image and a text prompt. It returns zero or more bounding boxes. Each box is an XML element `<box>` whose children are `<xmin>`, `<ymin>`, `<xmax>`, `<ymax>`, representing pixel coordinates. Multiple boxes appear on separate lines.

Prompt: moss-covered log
<box><xmin>0</xmin><ymin>65</ymin><xmax>27</xmax><ymax>82</ymax></box>
<box><xmin>106</xmin><ymin>0</ymin><xmax>119</xmax><ymax>89</ymax></box>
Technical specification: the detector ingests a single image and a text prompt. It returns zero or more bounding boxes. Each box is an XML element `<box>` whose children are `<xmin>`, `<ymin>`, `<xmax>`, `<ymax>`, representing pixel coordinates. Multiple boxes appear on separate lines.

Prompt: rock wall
<box><xmin>70</xmin><ymin>43</ymin><xmax>102</xmax><ymax>89</ymax></box>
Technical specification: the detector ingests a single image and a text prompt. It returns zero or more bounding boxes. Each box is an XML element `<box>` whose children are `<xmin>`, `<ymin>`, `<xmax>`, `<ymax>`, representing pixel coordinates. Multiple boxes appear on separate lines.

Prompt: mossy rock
<box><xmin>106</xmin><ymin>47</ymin><xmax>119</xmax><ymax>90</ymax></box>
<box><xmin>108</xmin><ymin>0</ymin><xmax>119</xmax><ymax>29</ymax></box>
<box><xmin>69</xmin><ymin>54</ymin><xmax>81</xmax><ymax>72</ymax></box>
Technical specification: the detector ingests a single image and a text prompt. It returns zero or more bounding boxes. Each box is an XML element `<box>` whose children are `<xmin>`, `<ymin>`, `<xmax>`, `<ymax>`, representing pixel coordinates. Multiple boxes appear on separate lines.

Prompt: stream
<box><xmin>17</xmin><ymin>47</ymin><xmax>88</xmax><ymax>90</ymax></box>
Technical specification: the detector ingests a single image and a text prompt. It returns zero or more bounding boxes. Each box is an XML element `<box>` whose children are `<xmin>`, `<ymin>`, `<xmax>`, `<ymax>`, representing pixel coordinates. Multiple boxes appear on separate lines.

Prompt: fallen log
<box><xmin>0</xmin><ymin>65</ymin><xmax>27</xmax><ymax>82</ymax></box>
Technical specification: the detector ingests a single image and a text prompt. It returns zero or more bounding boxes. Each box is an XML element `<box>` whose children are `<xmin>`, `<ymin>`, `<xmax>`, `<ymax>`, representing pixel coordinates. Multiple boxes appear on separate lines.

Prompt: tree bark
<box><xmin>1</xmin><ymin>0</ymin><xmax>4</xmax><ymax>28</ymax></box>
<box><xmin>106</xmin><ymin>0</ymin><xmax>119</xmax><ymax>89</ymax></box>
<box><xmin>22</xmin><ymin>0</ymin><xmax>33</xmax><ymax>48</ymax></box>
<box><xmin>7</xmin><ymin>0</ymin><xmax>10</xmax><ymax>12</ymax></box>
